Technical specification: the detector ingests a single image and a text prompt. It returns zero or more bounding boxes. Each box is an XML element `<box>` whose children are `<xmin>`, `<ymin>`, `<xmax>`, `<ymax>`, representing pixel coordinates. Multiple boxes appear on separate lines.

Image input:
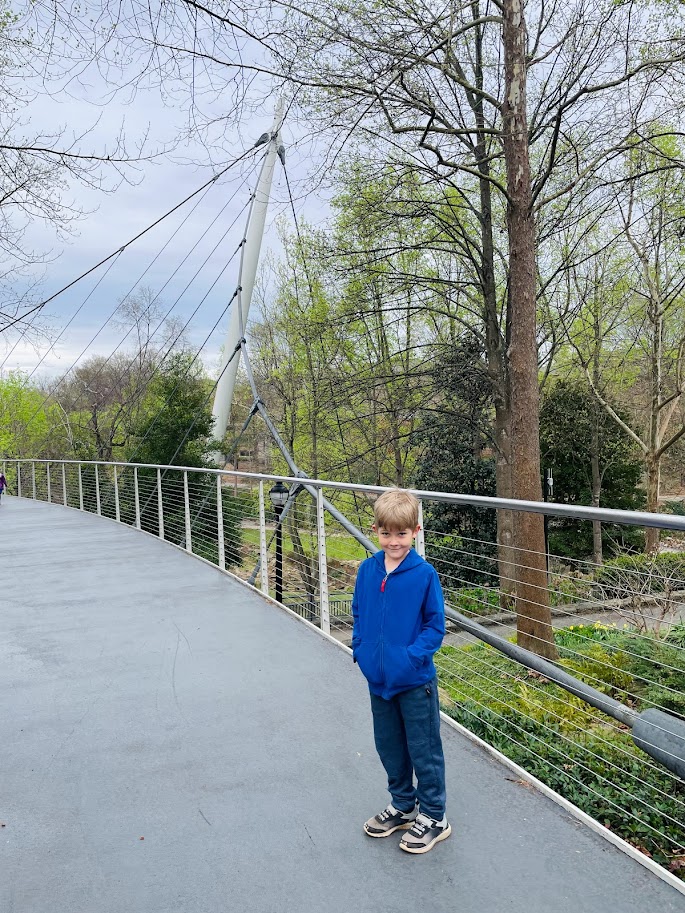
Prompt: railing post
<box><xmin>416</xmin><ymin>500</ymin><xmax>426</xmax><ymax>558</ymax></box>
<box><xmin>114</xmin><ymin>465</ymin><xmax>120</xmax><ymax>521</ymax></box>
<box><xmin>134</xmin><ymin>467</ymin><xmax>141</xmax><ymax>530</ymax></box>
<box><xmin>32</xmin><ymin>461</ymin><xmax>36</xmax><ymax>499</ymax></box>
<box><xmin>78</xmin><ymin>464</ymin><xmax>84</xmax><ymax>511</ymax></box>
<box><xmin>17</xmin><ymin>462</ymin><xmax>21</xmax><ymax>499</ymax></box>
<box><xmin>184</xmin><ymin>471</ymin><xmax>192</xmax><ymax>553</ymax></box>
<box><xmin>316</xmin><ymin>485</ymin><xmax>330</xmax><ymax>635</ymax></box>
<box><xmin>62</xmin><ymin>462</ymin><xmax>67</xmax><ymax>506</ymax></box>
<box><xmin>157</xmin><ymin>468</ymin><xmax>165</xmax><ymax>540</ymax></box>
<box><xmin>95</xmin><ymin>464</ymin><xmax>101</xmax><ymax>515</ymax></box>
<box><xmin>216</xmin><ymin>473</ymin><xmax>226</xmax><ymax>571</ymax></box>
<box><xmin>47</xmin><ymin>463</ymin><xmax>52</xmax><ymax>502</ymax></box>
<box><xmin>259</xmin><ymin>480</ymin><xmax>269</xmax><ymax>593</ymax></box>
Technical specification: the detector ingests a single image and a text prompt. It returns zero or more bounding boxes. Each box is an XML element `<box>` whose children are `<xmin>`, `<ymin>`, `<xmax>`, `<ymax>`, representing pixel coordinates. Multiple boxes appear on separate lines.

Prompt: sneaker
<box><xmin>364</xmin><ymin>803</ymin><xmax>418</xmax><ymax>837</ymax></box>
<box><xmin>399</xmin><ymin>813</ymin><xmax>451</xmax><ymax>854</ymax></box>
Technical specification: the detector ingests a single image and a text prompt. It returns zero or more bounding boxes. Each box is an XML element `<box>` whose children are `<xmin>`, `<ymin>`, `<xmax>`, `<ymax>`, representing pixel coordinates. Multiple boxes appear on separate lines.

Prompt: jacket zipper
<box><xmin>380</xmin><ymin>571</ymin><xmax>389</xmax><ymax>679</ymax></box>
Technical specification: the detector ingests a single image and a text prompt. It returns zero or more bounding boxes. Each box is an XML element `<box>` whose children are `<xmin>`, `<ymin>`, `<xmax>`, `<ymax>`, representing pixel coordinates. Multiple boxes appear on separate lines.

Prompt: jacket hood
<box><xmin>372</xmin><ymin>547</ymin><xmax>424</xmax><ymax>573</ymax></box>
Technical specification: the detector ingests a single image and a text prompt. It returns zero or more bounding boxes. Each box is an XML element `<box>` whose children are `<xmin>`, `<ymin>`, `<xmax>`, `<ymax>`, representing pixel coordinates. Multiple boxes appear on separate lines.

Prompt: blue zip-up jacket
<box><xmin>351</xmin><ymin>549</ymin><xmax>445</xmax><ymax>700</ymax></box>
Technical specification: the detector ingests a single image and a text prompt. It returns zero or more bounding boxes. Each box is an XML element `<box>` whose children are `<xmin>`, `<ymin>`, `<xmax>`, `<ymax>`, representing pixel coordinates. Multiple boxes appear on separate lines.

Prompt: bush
<box><xmin>437</xmin><ymin>629</ymin><xmax>685</xmax><ymax>873</ymax></box>
<box><xmin>592</xmin><ymin>552</ymin><xmax>685</xmax><ymax>599</ymax></box>
<box><xmin>549</xmin><ymin>573</ymin><xmax>594</xmax><ymax>607</ymax></box>
<box><xmin>442</xmin><ymin>699</ymin><xmax>684</xmax><ymax>869</ymax></box>
<box><xmin>428</xmin><ymin>532</ymin><xmax>498</xmax><ymax>590</ymax></box>
<box><xmin>447</xmin><ymin>586</ymin><xmax>501</xmax><ymax>617</ymax></box>
<box><xmin>548</xmin><ymin>522</ymin><xmax>645</xmax><ymax>561</ymax></box>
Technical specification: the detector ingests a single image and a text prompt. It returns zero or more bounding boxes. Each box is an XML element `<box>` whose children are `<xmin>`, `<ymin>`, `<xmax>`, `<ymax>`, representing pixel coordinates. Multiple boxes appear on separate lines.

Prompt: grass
<box><xmin>240</xmin><ymin>526</ymin><xmax>369</xmax><ymax>562</ymax></box>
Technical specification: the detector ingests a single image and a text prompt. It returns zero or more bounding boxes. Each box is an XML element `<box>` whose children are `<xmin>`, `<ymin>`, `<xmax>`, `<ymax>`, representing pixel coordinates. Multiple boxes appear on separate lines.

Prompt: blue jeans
<box><xmin>369</xmin><ymin>677</ymin><xmax>446</xmax><ymax>820</ymax></box>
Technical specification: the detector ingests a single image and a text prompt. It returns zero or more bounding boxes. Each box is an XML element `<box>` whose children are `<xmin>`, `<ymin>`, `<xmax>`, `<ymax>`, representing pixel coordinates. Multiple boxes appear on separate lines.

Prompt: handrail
<box><xmin>7</xmin><ymin>458</ymin><xmax>685</xmax><ymax>531</ymax></box>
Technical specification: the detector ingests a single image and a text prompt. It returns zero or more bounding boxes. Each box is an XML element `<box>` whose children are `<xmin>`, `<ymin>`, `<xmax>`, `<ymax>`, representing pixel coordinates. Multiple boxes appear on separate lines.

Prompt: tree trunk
<box><xmin>645</xmin><ymin>455</ymin><xmax>661</xmax><ymax>554</ymax></box>
<box><xmin>590</xmin><ymin>424</ymin><xmax>603</xmax><ymax>566</ymax></box>
<box><xmin>646</xmin><ymin>309</ymin><xmax>663</xmax><ymax>554</ymax></box>
<box><xmin>494</xmin><ymin>401</ymin><xmax>516</xmax><ymax>609</ymax></box>
<box><xmin>501</xmin><ymin>0</ymin><xmax>557</xmax><ymax>658</ymax></box>
<box><xmin>590</xmin><ymin>301</ymin><xmax>603</xmax><ymax>566</ymax></box>
<box><xmin>473</xmin><ymin>18</ymin><xmax>516</xmax><ymax>613</ymax></box>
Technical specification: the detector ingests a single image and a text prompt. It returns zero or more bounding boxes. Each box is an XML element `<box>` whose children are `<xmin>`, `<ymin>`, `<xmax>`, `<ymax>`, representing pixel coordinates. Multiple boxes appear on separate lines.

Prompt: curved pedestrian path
<box><xmin>1</xmin><ymin>497</ymin><xmax>682</xmax><ymax>913</ymax></box>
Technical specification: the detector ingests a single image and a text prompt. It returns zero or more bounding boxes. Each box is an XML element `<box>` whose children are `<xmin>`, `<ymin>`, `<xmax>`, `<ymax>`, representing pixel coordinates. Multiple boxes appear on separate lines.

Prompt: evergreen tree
<box><xmin>540</xmin><ymin>380</ymin><xmax>645</xmax><ymax>560</ymax></box>
<box><xmin>412</xmin><ymin>342</ymin><xmax>498</xmax><ymax>588</ymax></box>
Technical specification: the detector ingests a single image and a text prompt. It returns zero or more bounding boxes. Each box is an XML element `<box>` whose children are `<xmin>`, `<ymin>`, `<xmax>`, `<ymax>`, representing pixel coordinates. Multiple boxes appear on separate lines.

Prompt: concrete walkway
<box><xmin>1</xmin><ymin>497</ymin><xmax>683</xmax><ymax>913</ymax></box>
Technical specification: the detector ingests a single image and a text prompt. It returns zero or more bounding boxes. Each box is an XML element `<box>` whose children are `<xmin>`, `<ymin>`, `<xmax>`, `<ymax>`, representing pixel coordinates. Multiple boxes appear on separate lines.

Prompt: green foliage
<box><xmin>548</xmin><ymin>572</ymin><xmax>594</xmax><ymax>607</ymax></box>
<box><xmin>444</xmin><ymin>697</ymin><xmax>684</xmax><ymax>869</ymax></box>
<box><xmin>0</xmin><ymin>372</ymin><xmax>67</xmax><ymax>458</ymax></box>
<box><xmin>592</xmin><ymin>552</ymin><xmax>685</xmax><ymax>598</ymax></box>
<box><xmin>448</xmin><ymin>585</ymin><xmax>501</xmax><ymax>617</ymax></box>
<box><xmin>662</xmin><ymin>500</ymin><xmax>685</xmax><ymax>517</ymax></box>
<box><xmin>665</xmin><ymin>623</ymin><xmax>685</xmax><ymax>648</ymax></box>
<box><xmin>540</xmin><ymin>380</ymin><xmax>645</xmax><ymax>559</ymax></box>
<box><xmin>561</xmin><ymin>643</ymin><xmax>634</xmax><ymax>697</ymax></box>
<box><xmin>413</xmin><ymin>341</ymin><xmax>498</xmax><ymax>586</ymax></box>
<box><xmin>437</xmin><ymin>630</ymin><xmax>685</xmax><ymax>872</ymax></box>
<box><xmin>126</xmin><ymin>353</ymin><xmax>215</xmax><ymax>468</ymax></box>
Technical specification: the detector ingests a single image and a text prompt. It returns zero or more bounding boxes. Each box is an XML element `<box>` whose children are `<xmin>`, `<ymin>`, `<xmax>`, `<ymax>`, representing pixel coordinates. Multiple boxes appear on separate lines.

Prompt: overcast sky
<box><xmin>1</xmin><ymin>60</ymin><xmax>330</xmax><ymax>380</ymax></box>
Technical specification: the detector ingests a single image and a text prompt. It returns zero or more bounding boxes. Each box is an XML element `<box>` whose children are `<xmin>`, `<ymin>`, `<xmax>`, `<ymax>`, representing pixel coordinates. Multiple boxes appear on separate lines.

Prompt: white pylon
<box><xmin>211</xmin><ymin>103</ymin><xmax>284</xmax><ymax>453</ymax></box>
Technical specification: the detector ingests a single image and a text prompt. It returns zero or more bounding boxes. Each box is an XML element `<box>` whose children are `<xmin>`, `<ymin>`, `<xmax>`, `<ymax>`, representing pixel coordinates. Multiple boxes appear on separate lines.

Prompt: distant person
<box><xmin>0</xmin><ymin>472</ymin><xmax>7</xmax><ymax>504</ymax></box>
<box><xmin>351</xmin><ymin>488</ymin><xmax>450</xmax><ymax>854</ymax></box>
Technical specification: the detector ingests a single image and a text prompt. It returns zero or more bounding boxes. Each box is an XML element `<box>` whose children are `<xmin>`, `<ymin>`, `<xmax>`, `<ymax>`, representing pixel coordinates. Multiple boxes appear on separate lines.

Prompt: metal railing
<box><xmin>4</xmin><ymin>457</ymin><xmax>685</xmax><ymax>874</ymax></box>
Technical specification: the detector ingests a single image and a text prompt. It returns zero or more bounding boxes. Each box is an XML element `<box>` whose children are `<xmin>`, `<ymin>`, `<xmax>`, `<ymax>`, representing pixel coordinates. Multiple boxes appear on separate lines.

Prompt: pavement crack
<box><xmin>173</xmin><ymin>621</ymin><xmax>193</xmax><ymax>655</ymax></box>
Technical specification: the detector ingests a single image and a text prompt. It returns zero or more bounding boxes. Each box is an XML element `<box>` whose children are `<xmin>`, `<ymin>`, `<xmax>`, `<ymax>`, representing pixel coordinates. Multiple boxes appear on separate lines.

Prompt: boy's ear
<box><xmin>371</xmin><ymin>523</ymin><xmax>377</xmax><ymax>532</ymax></box>
<box><xmin>413</xmin><ymin>525</ymin><xmax>421</xmax><ymax>536</ymax></box>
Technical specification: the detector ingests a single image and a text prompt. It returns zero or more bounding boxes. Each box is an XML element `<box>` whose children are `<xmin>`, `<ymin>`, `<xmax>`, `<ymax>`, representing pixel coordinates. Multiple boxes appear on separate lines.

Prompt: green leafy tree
<box><xmin>540</xmin><ymin>380</ymin><xmax>645</xmax><ymax>560</ymax></box>
<box><xmin>412</xmin><ymin>342</ymin><xmax>498</xmax><ymax>590</ymax></box>
<box><xmin>127</xmin><ymin>353</ymin><xmax>215</xmax><ymax>469</ymax></box>
<box><xmin>0</xmin><ymin>371</ymin><xmax>68</xmax><ymax>457</ymax></box>
<box><xmin>117</xmin><ymin>354</ymin><xmax>242</xmax><ymax>569</ymax></box>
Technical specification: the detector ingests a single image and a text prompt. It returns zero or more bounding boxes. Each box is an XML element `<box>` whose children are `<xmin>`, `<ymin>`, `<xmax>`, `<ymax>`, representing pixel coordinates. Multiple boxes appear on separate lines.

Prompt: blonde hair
<box><xmin>373</xmin><ymin>489</ymin><xmax>419</xmax><ymax>531</ymax></box>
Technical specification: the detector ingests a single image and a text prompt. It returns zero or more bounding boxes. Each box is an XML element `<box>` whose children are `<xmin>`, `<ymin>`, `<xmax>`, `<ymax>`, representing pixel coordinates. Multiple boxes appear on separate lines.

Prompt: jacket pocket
<box><xmin>384</xmin><ymin>644</ymin><xmax>420</xmax><ymax>690</ymax></box>
<box><xmin>355</xmin><ymin>641</ymin><xmax>382</xmax><ymax>686</ymax></box>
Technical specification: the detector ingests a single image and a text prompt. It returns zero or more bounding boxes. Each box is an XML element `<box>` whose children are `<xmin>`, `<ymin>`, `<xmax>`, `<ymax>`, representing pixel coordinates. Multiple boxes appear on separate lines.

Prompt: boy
<box><xmin>351</xmin><ymin>488</ymin><xmax>450</xmax><ymax>854</ymax></box>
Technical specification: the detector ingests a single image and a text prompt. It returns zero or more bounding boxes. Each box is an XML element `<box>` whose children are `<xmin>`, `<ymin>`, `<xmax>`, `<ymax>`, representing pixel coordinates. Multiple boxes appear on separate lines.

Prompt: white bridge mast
<box><xmin>212</xmin><ymin>105</ymin><xmax>284</xmax><ymax>452</ymax></box>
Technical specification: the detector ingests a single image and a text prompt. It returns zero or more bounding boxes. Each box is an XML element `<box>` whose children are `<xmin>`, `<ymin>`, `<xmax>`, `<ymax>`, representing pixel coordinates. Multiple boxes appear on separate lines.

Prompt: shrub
<box><xmin>549</xmin><ymin>573</ymin><xmax>594</xmax><ymax>607</ymax></box>
<box><xmin>428</xmin><ymin>532</ymin><xmax>498</xmax><ymax>589</ymax></box>
<box><xmin>592</xmin><ymin>553</ymin><xmax>685</xmax><ymax>599</ymax></box>
<box><xmin>447</xmin><ymin>586</ymin><xmax>501</xmax><ymax>617</ymax></box>
<box><xmin>437</xmin><ymin>629</ymin><xmax>685</xmax><ymax>874</ymax></box>
<box><xmin>442</xmin><ymin>699</ymin><xmax>684</xmax><ymax>871</ymax></box>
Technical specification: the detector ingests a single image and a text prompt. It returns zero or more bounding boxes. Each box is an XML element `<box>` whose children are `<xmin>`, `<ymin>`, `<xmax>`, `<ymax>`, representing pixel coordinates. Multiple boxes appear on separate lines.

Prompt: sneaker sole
<box><xmin>399</xmin><ymin>823</ymin><xmax>452</xmax><ymax>854</ymax></box>
<box><xmin>363</xmin><ymin>820</ymin><xmax>415</xmax><ymax>838</ymax></box>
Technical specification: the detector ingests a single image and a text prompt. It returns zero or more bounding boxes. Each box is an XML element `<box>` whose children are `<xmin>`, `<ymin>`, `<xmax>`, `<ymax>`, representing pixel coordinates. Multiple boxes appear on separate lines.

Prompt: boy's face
<box><xmin>372</xmin><ymin>525</ymin><xmax>420</xmax><ymax>563</ymax></box>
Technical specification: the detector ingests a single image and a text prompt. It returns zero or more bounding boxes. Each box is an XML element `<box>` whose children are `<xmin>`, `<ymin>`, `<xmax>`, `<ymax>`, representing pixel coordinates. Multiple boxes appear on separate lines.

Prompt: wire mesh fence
<box><xmin>4</xmin><ymin>459</ymin><xmax>685</xmax><ymax>874</ymax></box>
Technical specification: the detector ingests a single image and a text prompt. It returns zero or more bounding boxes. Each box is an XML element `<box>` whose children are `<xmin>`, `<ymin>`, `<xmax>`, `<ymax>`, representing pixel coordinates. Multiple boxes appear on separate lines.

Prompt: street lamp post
<box><xmin>543</xmin><ymin>467</ymin><xmax>554</xmax><ymax>580</ymax></box>
<box><xmin>269</xmin><ymin>481</ymin><xmax>289</xmax><ymax>604</ymax></box>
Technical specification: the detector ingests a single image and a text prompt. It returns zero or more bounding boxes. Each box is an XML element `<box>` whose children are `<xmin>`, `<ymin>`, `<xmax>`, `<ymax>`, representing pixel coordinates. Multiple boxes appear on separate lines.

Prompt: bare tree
<box><xmin>568</xmin><ymin>141</ymin><xmax>685</xmax><ymax>553</ymax></box>
<box><xmin>53</xmin><ymin>288</ymin><xmax>186</xmax><ymax>459</ymax></box>
<box><xmin>23</xmin><ymin>0</ymin><xmax>685</xmax><ymax>655</ymax></box>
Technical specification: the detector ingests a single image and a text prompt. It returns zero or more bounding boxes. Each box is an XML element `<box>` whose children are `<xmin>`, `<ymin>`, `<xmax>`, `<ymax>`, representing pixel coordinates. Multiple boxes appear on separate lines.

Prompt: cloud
<box><xmin>4</xmin><ymin>56</ymin><xmax>332</xmax><ymax>384</ymax></box>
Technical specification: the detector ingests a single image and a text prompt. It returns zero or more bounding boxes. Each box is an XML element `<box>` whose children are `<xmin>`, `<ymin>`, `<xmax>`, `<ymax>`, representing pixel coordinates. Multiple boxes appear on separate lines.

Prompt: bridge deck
<box><xmin>1</xmin><ymin>497</ymin><xmax>682</xmax><ymax>913</ymax></box>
